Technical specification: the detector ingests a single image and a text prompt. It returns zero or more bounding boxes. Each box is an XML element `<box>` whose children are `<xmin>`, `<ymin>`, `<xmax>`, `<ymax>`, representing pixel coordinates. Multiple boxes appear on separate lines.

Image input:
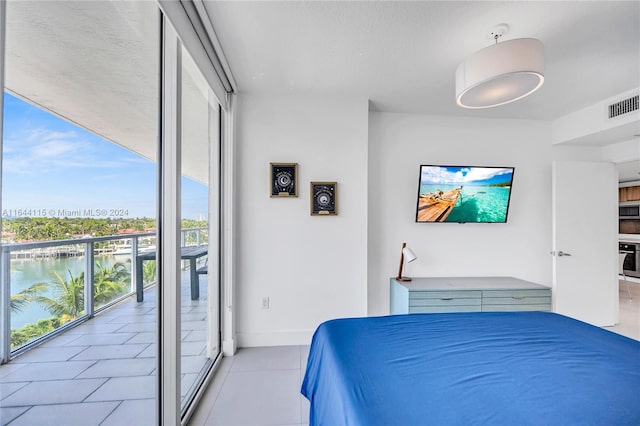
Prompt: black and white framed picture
<box><xmin>270</xmin><ymin>163</ymin><xmax>298</xmax><ymax>197</ymax></box>
<box><xmin>310</xmin><ymin>181</ymin><xmax>337</xmax><ymax>215</ymax></box>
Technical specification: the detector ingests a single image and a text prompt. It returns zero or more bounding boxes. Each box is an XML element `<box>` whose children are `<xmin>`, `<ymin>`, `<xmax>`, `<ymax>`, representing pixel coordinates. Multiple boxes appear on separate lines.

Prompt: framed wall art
<box><xmin>310</xmin><ymin>181</ymin><xmax>337</xmax><ymax>215</ymax></box>
<box><xmin>270</xmin><ymin>163</ymin><xmax>298</xmax><ymax>197</ymax></box>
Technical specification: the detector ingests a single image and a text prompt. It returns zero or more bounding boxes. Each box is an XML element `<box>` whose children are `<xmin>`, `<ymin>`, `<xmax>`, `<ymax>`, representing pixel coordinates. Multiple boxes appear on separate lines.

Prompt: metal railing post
<box><xmin>84</xmin><ymin>242</ymin><xmax>95</xmax><ymax>318</ymax></box>
<box><xmin>131</xmin><ymin>236</ymin><xmax>139</xmax><ymax>293</ymax></box>
<box><xmin>1</xmin><ymin>248</ymin><xmax>12</xmax><ymax>363</ymax></box>
<box><xmin>196</xmin><ymin>230</ymin><xmax>201</xmax><ymax>247</ymax></box>
<box><xmin>180</xmin><ymin>229</ymin><xmax>186</xmax><ymax>268</ymax></box>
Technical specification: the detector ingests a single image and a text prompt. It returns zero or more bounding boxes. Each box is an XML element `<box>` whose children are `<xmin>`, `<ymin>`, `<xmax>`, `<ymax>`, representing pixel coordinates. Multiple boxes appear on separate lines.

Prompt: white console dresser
<box><xmin>390</xmin><ymin>276</ymin><xmax>552</xmax><ymax>314</ymax></box>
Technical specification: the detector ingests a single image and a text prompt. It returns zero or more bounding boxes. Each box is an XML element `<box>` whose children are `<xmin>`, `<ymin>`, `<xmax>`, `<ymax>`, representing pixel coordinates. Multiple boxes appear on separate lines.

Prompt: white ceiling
<box><xmin>205</xmin><ymin>1</ymin><xmax>640</xmax><ymax>121</ymax></box>
<box><xmin>4</xmin><ymin>0</ymin><xmax>637</xmax><ymax>177</ymax></box>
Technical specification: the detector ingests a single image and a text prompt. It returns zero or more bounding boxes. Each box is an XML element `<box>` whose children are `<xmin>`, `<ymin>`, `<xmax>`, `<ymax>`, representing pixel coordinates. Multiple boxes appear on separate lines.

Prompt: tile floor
<box><xmin>604</xmin><ymin>278</ymin><xmax>640</xmax><ymax>340</ymax></box>
<box><xmin>0</xmin><ymin>269</ymin><xmax>211</xmax><ymax>426</ymax></box>
<box><xmin>189</xmin><ymin>345</ymin><xmax>310</xmax><ymax>426</ymax></box>
<box><xmin>189</xmin><ymin>281</ymin><xmax>640</xmax><ymax>426</ymax></box>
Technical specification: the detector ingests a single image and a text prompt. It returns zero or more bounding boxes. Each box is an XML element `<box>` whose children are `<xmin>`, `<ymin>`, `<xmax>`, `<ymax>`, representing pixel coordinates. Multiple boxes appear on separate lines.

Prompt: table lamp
<box><xmin>396</xmin><ymin>242</ymin><xmax>417</xmax><ymax>282</ymax></box>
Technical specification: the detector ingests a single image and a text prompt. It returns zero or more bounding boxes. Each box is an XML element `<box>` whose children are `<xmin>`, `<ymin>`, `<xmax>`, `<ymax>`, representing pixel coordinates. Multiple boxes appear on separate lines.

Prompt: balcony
<box><xmin>0</xmin><ymin>231</ymin><xmax>210</xmax><ymax>425</ymax></box>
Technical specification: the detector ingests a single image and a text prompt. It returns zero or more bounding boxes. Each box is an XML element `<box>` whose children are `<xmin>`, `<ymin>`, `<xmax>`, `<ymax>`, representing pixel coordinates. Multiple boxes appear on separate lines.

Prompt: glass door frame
<box><xmin>0</xmin><ymin>0</ymin><xmax>7</xmax><ymax>365</ymax></box>
<box><xmin>159</xmin><ymin>15</ymin><xmax>229</xmax><ymax>425</ymax></box>
<box><xmin>158</xmin><ymin>18</ymin><xmax>182</xmax><ymax>424</ymax></box>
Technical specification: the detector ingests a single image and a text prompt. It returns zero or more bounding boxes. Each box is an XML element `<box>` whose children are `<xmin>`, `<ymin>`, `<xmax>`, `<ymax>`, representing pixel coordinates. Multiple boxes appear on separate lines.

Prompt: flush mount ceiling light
<box><xmin>455</xmin><ymin>24</ymin><xmax>545</xmax><ymax>109</ymax></box>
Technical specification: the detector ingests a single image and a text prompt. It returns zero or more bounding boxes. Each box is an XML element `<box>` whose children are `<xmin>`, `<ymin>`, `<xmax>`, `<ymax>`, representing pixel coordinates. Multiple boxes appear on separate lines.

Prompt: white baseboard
<box><xmin>222</xmin><ymin>337</ymin><xmax>237</xmax><ymax>356</ymax></box>
<box><xmin>237</xmin><ymin>329</ymin><xmax>314</xmax><ymax>347</ymax></box>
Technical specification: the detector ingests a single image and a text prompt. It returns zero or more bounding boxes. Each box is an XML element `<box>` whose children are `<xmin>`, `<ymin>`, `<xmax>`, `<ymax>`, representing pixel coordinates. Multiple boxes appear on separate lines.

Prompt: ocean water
<box><xmin>10</xmin><ymin>255</ymin><xmax>130</xmax><ymax>328</ymax></box>
<box><xmin>419</xmin><ymin>184</ymin><xmax>512</xmax><ymax>223</ymax></box>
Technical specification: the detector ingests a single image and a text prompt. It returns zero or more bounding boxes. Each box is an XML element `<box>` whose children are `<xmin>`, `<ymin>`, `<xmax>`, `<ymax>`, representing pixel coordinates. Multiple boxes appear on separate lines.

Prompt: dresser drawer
<box><xmin>409</xmin><ymin>305</ymin><xmax>482</xmax><ymax>314</ymax></box>
<box><xmin>482</xmin><ymin>303</ymin><xmax>551</xmax><ymax>312</ymax></box>
<box><xmin>482</xmin><ymin>289</ymin><xmax>551</xmax><ymax>312</ymax></box>
<box><xmin>409</xmin><ymin>290</ymin><xmax>481</xmax><ymax>309</ymax></box>
<box><xmin>410</xmin><ymin>297</ymin><xmax>481</xmax><ymax>308</ymax></box>
<box><xmin>482</xmin><ymin>296</ymin><xmax>551</xmax><ymax>306</ymax></box>
<box><xmin>482</xmin><ymin>289</ymin><xmax>551</xmax><ymax>298</ymax></box>
<box><xmin>410</xmin><ymin>290</ymin><xmax>481</xmax><ymax>300</ymax></box>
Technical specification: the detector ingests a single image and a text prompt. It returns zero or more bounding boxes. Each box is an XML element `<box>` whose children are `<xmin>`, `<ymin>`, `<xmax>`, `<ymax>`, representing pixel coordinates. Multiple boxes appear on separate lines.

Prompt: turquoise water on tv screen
<box><xmin>419</xmin><ymin>184</ymin><xmax>511</xmax><ymax>223</ymax></box>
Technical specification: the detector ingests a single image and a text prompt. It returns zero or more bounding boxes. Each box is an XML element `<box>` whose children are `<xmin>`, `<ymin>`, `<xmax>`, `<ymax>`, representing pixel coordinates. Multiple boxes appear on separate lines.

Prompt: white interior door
<box><xmin>552</xmin><ymin>160</ymin><xmax>618</xmax><ymax>326</ymax></box>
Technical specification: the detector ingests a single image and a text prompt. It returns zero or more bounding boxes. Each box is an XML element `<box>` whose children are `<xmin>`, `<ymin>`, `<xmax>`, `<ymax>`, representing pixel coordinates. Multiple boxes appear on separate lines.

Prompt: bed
<box><xmin>301</xmin><ymin>311</ymin><xmax>640</xmax><ymax>425</ymax></box>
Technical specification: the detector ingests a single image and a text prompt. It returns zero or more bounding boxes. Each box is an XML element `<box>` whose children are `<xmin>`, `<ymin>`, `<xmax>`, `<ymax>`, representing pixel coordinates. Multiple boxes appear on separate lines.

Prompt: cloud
<box><xmin>3</xmin><ymin>127</ymin><xmax>132</xmax><ymax>174</ymax></box>
<box><xmin>460</xmin><ymin>167</ymin><xmax>512</xmax><ymax>182</ymax></box>
<box><xmin>27</xmin><ymin>129</ymin><xmax>78</xmax><ymax>144</ymax></box>
<box><xmin>121</xmin><ymin>157</ymin><xmax>152</xmax><ymax>164</ymax></box>
<box><xmin>421</xmin><ymin>166</ymin><xmax>512</xmax><ymax>184</ymax></box>
<box><xmin>31</xmin><ymin>140</ymin><xmax>79</xmax><ymax>158</ymax></box>
<box><xmin>1</xmin><ymin>95</ymin><xmax>158</xmax><ymax>218</ymax></box>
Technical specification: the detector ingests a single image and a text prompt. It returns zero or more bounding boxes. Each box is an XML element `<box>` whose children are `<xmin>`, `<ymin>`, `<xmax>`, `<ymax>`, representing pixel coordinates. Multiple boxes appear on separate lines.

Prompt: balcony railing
<box><xmin>0</xmin><ymin>227</ymin><xmax>207</xmax><ymax>363</ymax></box>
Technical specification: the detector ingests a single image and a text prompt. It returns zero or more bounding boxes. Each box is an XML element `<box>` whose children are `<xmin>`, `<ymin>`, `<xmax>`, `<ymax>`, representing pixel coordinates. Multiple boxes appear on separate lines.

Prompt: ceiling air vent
<box><xmin>608</xmin><ymin>95</ymin><xmax>639</xmax><ymax>119</ymax></box>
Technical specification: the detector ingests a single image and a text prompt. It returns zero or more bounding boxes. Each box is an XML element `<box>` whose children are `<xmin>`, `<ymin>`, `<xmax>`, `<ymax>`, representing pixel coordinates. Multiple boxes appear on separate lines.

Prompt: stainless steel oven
<box><xmin>619</xmin><ymin>243</ymin><xmax>640</xmax><ymax>278</ymax></box>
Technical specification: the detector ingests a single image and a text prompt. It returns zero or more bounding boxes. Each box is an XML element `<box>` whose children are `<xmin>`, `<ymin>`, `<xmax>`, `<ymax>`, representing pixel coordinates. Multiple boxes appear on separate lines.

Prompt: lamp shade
<box><xmin>402</xmin><ymin>246</ymin><xmax>417</xmax><ymax>263</ymax></box>
<box><xmin>397</xmin><ymin>243</ymin><xmax>417</xmax><ymax>282</ymax></box>
<box><xmin>455</xmin><ymin>38</ymin><xmax>544</xmax><ymax>109</ymax></box>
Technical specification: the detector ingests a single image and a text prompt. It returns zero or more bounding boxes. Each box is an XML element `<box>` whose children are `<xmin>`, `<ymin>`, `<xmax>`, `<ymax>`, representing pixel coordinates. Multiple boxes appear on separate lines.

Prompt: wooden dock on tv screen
<box><xmin>417</xmin><ymin>187</ymin><xmax>462</xmax><ymax>222</ymax></box>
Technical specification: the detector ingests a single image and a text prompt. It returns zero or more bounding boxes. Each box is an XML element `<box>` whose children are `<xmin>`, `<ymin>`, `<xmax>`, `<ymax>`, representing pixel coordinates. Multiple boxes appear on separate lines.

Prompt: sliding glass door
<box><xmin>0</xmin><ymin>2</ymin><xmax>160</xmax><ymax>424</ymax></box>
<box><xmin>179</xmin><ymin>44</ymin><xmax>221</xmax><ymax>413</ymax></box>
<box><xmin>157</xmin><ymin>16</ymin><xmax>224</xmax><ymax>423</ymax></box>
<box><xmin>0</xmin><ymin>3</ymin><xmax>226</xmax><ymax>425</ymax></box>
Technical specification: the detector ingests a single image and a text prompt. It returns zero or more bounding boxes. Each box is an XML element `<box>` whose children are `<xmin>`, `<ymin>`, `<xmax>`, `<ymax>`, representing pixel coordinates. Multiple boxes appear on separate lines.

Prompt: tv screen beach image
<box><xmin>416</xmin><ymin>165</ymin><xmax>514</xmax><ymax>223</ymax></box>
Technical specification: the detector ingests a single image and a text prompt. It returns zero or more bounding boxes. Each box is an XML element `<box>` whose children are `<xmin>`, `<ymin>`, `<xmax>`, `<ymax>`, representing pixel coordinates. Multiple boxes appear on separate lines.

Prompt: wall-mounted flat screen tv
<box><xmin>415</xmin><ymin>165</ymin><xmax>515</xmax><ymax>223</ymax></box>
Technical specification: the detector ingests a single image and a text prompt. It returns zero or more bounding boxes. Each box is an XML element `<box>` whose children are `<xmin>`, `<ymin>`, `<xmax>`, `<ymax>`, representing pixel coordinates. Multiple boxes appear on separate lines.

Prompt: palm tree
<box><xmin>10</xmin><ymin>282</ymin><xmax>48</xmax><ymax>313</ymax></box>
<box><xmin>33</xmin><ymin>269</ymin><xmax>85</xmax><ymax>323</ymax></box>
<box><xmin>34</xmin><ymin>262</ymin><xmax>132</xmax><ymax>320</ymax></box>
<box><xmin>143</xmin><ymin>260</ymin><xmax>157</xmax><ymax>285</ymax></box>
<box><xmin>94</xmin><ymin>262</ymin><xmax>130</xmax><ymax>306</ymax></box>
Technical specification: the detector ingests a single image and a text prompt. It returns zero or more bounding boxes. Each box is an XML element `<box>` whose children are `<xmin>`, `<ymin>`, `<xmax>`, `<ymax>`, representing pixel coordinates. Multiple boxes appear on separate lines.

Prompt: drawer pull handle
<box><xmin>512</xmin><ymin>297</ymin><xmax>524</xmax><ymax>300</ymax></box>
<box><xmin>441</xmin><ymin>298</ymin><xmax>453</xmax><ymax>301</ymax></box>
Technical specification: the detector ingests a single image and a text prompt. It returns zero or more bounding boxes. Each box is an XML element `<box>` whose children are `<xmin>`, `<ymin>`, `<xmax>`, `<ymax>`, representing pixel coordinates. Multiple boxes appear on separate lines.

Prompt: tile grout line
<box><xmin>0</xmin><ymin>381</ymin><xmax>30</xmax><ymax>401</ymax></box>
<box><xmin>202</xmin><ymin>363</ymin><xmax>233</xmax><ymax>424</ymax></box>
<box><xmin>78</xmin><ymin>377</ymin><xmax>110</xmax><ymax>404</ymax></box>
<box><xmin>72</xmin><ymin>359</ymin><xmax>99</xmax><ymax>380</ymax></box>
<box><xmin>5</xmin><ymin>405</ymin><xmax>34</xmax><ymax>425</ymax></box>
<box><xmin>96</xmin><ymin>399</ymin><xmax>124</xmax><ymax>426</ymax></box>
<box><xmin>203</xmin><ymin>347</ymin><xmax>305</xmax><ymax>425</ymax></box>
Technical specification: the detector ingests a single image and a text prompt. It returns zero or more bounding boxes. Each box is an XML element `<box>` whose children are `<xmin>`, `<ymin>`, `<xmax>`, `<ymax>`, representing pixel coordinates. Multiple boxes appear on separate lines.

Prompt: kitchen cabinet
<box><xmin>620</xmin><ymin>186</ymin><xmax>640</xmax><ymax>202</ymax></box>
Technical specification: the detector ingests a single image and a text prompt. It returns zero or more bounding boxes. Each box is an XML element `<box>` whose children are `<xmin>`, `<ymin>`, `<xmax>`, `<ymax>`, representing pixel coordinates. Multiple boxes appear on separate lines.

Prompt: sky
<box><xmin>2</xmin><ymin>92</ymin><xmax>208</xmax><ymax>220</ymax></box>
<box><xmin>420</xmin><ymin>165</ymin><xmax>514</xmax><ymax>185</ymax></box>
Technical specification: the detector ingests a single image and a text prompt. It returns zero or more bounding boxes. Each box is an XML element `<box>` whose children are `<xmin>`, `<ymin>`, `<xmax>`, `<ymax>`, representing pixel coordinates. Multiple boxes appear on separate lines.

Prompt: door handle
<box><xmin>550</xmin><ymin>251</ymin><xmax>572</xmax><ymax>257</ymax></box>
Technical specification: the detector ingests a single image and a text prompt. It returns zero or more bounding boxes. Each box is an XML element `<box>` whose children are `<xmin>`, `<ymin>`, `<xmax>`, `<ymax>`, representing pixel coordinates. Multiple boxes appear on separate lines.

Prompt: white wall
<box><xmin>602</xmin><ymin>139</ymin><xmax>640</xmax><ymax>164</ymax></box>
<box><xmin>235</xmin><ymin>94</ymin><xmax>369</xmax><ymax>346</ymax></box>
<box><xmin>368</xmin><ymin>112</ymin><xmax>556</xmax><ymax>316</ymax></box>
<box><xmin>551</xmin><ymin>87</ymin><xmax>639</xmax><ymax>145</ymax></box>
<box><xmin>235</xmin><ymin>101</ymin><xmax>611</xmax><ymax>345</ymax></box>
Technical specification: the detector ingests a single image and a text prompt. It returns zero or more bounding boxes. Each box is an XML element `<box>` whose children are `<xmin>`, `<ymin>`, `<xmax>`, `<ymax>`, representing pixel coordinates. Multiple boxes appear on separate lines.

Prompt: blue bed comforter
<box><xmin>301</xmin><ymin>312</ymin><xmax>640</xmax><ymax>425</ymax></box>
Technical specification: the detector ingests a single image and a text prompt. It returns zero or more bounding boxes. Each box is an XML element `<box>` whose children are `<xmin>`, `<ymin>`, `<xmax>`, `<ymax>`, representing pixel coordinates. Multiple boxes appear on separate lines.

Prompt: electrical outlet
<box><xmin>261</xmin><ymin>297</ymin><xmax>270</xmax><ymax>309</ymax></box>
